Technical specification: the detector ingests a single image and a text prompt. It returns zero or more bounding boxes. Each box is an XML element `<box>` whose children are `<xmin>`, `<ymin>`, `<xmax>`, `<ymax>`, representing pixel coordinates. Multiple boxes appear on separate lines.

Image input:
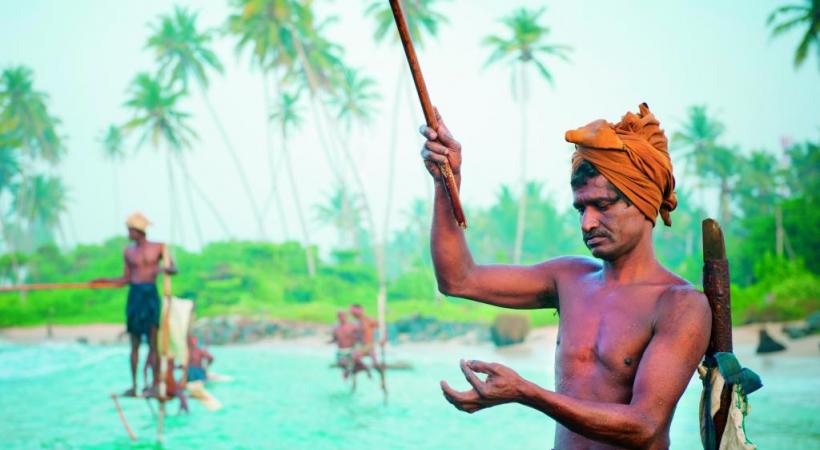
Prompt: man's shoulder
<box><xmin>539</xmin><ymin>255</ymin><xmax>602</xmax><ymax>275</ymax></box>
<box><xmin>656</xmin><ymin>284</ymin><xmax>711</xmax><ymax>328</ymax></box>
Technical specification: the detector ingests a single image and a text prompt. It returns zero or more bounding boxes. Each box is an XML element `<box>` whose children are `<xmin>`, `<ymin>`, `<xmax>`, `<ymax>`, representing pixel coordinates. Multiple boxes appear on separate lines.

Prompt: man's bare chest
<box><xmin>555</xmin><ymin>284</ymin><xmax>666</xmax><ymax>386</ymax></box>
<box><xmin>126</xmin><ymin>245</ymin><xmax>160</xmax><ymax>268</ymax></box>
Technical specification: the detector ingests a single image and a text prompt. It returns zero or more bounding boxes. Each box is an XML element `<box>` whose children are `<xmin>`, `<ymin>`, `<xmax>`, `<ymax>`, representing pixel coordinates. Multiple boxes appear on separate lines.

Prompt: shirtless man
<box><xmin>93</xmin><ymin>212</ymin><xmax>177</xmax><ymax>397</ymax></box>
<box><xmin>420</xmin><ymin>104</ymin><xmax>711</xmax><ymax>449</ymax></box>
<box><xmin>350</xmin><ymin>304</ymin><xmax>386</xmax><ymax>388</ymax></box>
<box><xmin>187</xmin><ymin>335</ymin><xmax>214</xmax><ymax>384</ymax></box>
<box><xmin>330</xmin><ymin>310</ymin><xmax>358</xmax><ymax>380</ymax></box>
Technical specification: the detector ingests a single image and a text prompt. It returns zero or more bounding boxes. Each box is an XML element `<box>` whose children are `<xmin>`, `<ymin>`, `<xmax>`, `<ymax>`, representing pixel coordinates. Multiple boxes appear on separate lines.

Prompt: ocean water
<box><xmin>0</xmin><ymin>339</ymin><xmax>817</xmax><ymax>450</ymax></box>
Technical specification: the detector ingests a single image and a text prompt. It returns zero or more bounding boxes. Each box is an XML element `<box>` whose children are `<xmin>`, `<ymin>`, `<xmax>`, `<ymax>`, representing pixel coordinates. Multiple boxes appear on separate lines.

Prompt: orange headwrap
<box><xmin>565</xmin><ymin>103</ymin><xmax>677</xmax><ymax>226</ymax></box>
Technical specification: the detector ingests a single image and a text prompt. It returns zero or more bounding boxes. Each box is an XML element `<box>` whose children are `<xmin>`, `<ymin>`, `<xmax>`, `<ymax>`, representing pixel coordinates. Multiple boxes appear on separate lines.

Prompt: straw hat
<box><xmin>125</xmin><ymin>211</ymin><xmax>151</xmax><ymax>233</ymax></box>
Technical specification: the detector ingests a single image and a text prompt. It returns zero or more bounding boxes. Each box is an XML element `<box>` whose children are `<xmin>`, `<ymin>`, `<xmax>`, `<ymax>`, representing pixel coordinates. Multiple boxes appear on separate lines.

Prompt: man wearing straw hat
<box><xmin>93</xmin><ymin>212</ymin><xmax>177</xmax><ymax>397</ymax></box>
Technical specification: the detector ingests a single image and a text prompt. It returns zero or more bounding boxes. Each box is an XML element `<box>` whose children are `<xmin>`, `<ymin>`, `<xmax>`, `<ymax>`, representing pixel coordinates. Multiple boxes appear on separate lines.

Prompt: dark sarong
<box><xmin>188</xmin><ymin>366</ymin><xmax>207</xmax><ymax>382</ymax></box>
<box><xmin>126</xmin><ymin>283</ymin><xmax>160</xmax><ymax>337</ymax></box>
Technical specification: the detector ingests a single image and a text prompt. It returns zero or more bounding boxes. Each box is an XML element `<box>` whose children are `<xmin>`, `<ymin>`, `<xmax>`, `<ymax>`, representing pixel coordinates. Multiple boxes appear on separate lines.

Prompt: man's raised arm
<box><xmin>421</xmin><ymin>109</ymin><xmax>578</xmax><ymax>310</ymax></box>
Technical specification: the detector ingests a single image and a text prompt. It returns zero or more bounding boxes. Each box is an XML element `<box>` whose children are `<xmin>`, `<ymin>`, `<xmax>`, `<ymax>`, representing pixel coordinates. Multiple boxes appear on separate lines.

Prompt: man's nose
<box><xmin>580</xmin><ymin>208</ymin><xmax>600</xmax><ymax>233</ymax></box>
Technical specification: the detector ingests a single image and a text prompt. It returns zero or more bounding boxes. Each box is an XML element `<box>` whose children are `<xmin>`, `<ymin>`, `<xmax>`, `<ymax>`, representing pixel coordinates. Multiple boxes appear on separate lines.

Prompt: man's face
<box><xmin>349</xmin><ymin>306</ymin><xmax>363</xmax><ymax>319</ymax></box>
<box><xmin>572</xmin><ymin>175</ymin><xmax>648</xmax><ymax>261</ymax></box>
<box><xmin>337</xmin><ymin>311</ymin><xmax>347</xmax><ymax>323</ymax></box>
<box><xmin>127</xmin><ymin>227</ymin><xmax>143</xmax><ymax>241</ymax></box>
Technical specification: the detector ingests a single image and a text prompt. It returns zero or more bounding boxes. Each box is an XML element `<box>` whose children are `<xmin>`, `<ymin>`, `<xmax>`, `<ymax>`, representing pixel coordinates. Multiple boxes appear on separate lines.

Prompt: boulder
<box><xmin>491</xmin><ymin>314</ymin><xmax>530</xmax><ymax>347</ymax></box>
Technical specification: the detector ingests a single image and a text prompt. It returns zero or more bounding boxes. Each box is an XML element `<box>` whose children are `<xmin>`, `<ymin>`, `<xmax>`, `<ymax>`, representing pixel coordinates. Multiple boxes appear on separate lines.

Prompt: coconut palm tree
<box><xmin>271</xmin><ymin>89</ymin><xmax>316</xmax><ymax>276</ymax></box>
<box><xmin>483</xmin><ymin>7</ymin><xmax>571</xmax><ymax>264</ymax></box>
<box><xmin>11</xmin><ymin>174</ymin><xmax>68</xmax><ymax>245</ymax></box>
<box><xmin>226</xmin><ymin>0</ymin><xmax>302</xmax><ymax>239</ymax></box>
<box><xmin>672</xmin><ymin>105</ymin><xmax>739</xmax><ymax>224</ymax></box>
<box><xmin>0</xmin><ymin>66</ymin><xmax>65</xmax><ymax>164</ymax></box>
<box><xmin>99</xmin><ymin>125</ymin><xmax>126</xmax><ymax>231</ymax></box>
<box><xmin>123</xmin><ymin>72</ymin><xmax>200</xmax><ymax>246</ymax></box>
<box><xmin>767</xmin><ymin>0</ymin><xmax>820</xmax><ymax>70</ymax></box>
<box><xmin>365</xmin><ymin>0</ymin><xmax>448</xmax><ymax>48</ymax></box>
<box><xmin>314</xmin><ymin>183</ymin><xmax>362</xmax><ymax>252</ymax></box>
<box><xmin>148</xmin><ymin>6</ymin><xmax>267</xmax><ymax>238</ymax></box>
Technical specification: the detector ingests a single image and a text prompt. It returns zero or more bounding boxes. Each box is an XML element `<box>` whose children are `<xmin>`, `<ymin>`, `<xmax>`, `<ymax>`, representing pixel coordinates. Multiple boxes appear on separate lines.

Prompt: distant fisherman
<box><xmin>93</xmin><ymin>212</ymin><xmax>177</xmax><ymax>397</ymax></box>
<box><xmin>330</xmin><ymin>310</ymin><xmax>357</xmax><ymax>380</ymax></box>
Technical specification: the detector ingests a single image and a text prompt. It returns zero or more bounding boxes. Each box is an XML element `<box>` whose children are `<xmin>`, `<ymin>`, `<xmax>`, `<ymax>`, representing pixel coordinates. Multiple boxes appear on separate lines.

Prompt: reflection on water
<box><xmin>0</xmin><ymin>340</ymin><xmax>817</xmax><ymax>449</ymax></box>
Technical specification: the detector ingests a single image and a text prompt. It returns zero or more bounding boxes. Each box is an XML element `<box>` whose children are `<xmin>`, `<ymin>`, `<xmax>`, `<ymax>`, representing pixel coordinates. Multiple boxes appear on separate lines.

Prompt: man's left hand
<box><xmin>440</xmin><ymin>359</ymin><xmax>526</xmax><ymax>413</ymax></box>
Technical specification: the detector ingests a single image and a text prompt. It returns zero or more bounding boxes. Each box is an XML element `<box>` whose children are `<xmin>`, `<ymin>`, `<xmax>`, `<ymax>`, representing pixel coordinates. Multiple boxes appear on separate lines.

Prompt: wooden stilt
<box><xmin>110</xmin><ymin>394</ymin><xmax>137</xmax><ymax>442</ymax></box>
<box><xmin>157</xmin><ymin>400</ymin><xmax>165</xmax><ymax>443</ymax></box>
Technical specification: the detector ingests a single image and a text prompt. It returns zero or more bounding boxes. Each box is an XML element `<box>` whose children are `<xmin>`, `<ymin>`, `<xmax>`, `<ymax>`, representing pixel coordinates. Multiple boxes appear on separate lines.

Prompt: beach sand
<box><xmin>2</xmin><ymin>321</ymin><xmax>817</xmax><ymax>358</ymax></box>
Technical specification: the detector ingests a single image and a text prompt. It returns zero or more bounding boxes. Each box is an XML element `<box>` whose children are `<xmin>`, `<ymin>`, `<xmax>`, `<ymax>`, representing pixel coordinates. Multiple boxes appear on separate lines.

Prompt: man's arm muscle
<box><xmin>519</xmin><ymin>288</ymin><xmax>711</xmax><ymax>447</ymax></box>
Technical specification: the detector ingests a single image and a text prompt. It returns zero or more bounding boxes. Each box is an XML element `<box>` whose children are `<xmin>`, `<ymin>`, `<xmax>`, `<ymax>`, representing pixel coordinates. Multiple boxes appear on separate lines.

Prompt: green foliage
<box><xmin>767</xmin><ymin>0</ymin><xmax>820</xmax><ymax>70</ymax></box>
<box><xmin>733</xmin><ymin>255</ymin><xmax>820</xmax><ymax>323</ymax></box>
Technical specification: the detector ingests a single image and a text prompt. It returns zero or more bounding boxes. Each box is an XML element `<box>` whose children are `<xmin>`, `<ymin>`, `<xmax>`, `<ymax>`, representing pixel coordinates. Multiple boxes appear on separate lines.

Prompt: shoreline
<box><xmin>1</xmin><ymin>321</ymin><xmax>817</xmax><ymax>358</ymax></box>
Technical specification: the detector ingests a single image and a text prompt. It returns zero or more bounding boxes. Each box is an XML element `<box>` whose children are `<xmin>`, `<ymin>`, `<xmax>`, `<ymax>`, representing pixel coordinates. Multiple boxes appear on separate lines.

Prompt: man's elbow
<box><xmin>435</xmin><ymin>278</ymin><xmax>465</xmax><ymax>297</ymax></box>
<box><xmin>631</xmin><ymin>417</ymin><xmax>665</xmax><ymax>450</ymax></box>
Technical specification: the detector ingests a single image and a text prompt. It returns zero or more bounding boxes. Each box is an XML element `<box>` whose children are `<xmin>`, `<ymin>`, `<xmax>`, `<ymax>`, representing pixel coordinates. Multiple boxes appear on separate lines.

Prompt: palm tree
<box><xmin>672</xmin><ymin>105</ymin><xmax>738</xmax><ymax>224</ymax></box>
<box><xmin>148</xmin><ymin>6</ymin><xmax>267</xmax><ymax>238</ymax></box>
<box><xmin>0</xmin><ymin>66</ymin><xmax>65</xmax><ymax>163</ymax></box>
<box><xmin>767</xmin><ymin>0</ymin><xmax>820</xmax><ymax>70</ymax></box>
<box><xmin>10</xmin><ymin>174</ymin><xmax>68</xmax><ymax>249</ymax></box>
<box><xmin>314</xmin><ymin>183</ymin><xmax>362</xmax><ymax>253</ymax></box>
<box><xmin>483</xmin><ymin>7</ymin><xmax>571</xmax><ymax>264</ymax></box>
<box><xmin>99</xmin><ymin>125</ymin><xmax>126</xmax><ymax>232</ymax></box>
<box><xmin>226</xmin><ymin>0</ymin><xmax>302</xmax><ymax>239</ymax></box>
<box><xmin>365</xmin><ymin>0</ymin><xmax>448</xmax><ymax>48</ymax></box>
<box><xmin>271</xmin><ymin>89</ymin><xmax>316</xmax><ymax>276</ymax></box>
<box><xmin>1</xmin><ymin>66</ymin><xmax>66</xmax><ymax>294</ymax></box>
<box><xmin>123</xmin><ymin>72</ymin><xmax>200</xmax><ymax>247</ymax></box>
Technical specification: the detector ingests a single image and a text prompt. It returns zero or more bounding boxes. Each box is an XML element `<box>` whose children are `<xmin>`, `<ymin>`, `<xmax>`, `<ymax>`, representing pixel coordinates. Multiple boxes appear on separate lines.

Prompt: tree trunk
<box><xmin>513</xmin><ymin>62</ymin><xmax>529</xmax><ymax>264</ymax></box>
<box><xmin>281</xmin><ymin>124</ymin><xmax>316</xmax><ymax>277</ymax></box>
<box><xmin>262</xmin><ymin>73</ymin><xmax>290</xmax><ymax>241</ymax></box>
<box><xmin>719</xmin><ymin>179</ymin><xmax>731</xmax><ymax>226</ymax></box>
<box><xmin>775</xmin><ymin>203</ymin><xmax>784</xmax><ymax>257</ymax></box>
<box><xmin>200</xmin><ymin>88</ymin><xmax>266</xmax><ymax>240</ymax></box>
<box><xmin>177</xmin><ymin>155</ymin><xmax>204</xmax><ymax>249</ymax></box>
<box><xmin>176</xmin><ymin>158</ymin><xmax>233</xmax><ymax>239</ymax></box>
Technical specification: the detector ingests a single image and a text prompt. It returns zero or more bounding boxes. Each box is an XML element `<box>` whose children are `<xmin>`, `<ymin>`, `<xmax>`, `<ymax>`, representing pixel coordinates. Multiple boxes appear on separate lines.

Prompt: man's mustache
<box><xmin>583</xmin><ymin>230</ymin><xmax>611</xmax><ymax>242</ymax></box>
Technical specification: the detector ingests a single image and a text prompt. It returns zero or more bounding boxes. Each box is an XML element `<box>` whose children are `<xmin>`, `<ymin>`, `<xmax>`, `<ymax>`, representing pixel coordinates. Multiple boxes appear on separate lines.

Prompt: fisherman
<box><xmin>349</xmin><ymin>304</ymin><xmax>386</xmax><ymax>388</ymax></box>
<box><xmin>187</xmin><ymin>335</ymin><xmax>214</xmax><ymax>383</ymax></box>
<box><xmin>330</xmin><ymin>310</ymin><xmax>357</xmax><ymax>380</ymax></box>
<box><xmin>92</xmin><ymin>212</ymin><xmax>177</xmax><ymax>397</ymax></box>
<box><xmin>421</xmin><ymin>104</ymin><xmax>711</xmax><ymax>449</ymax></box>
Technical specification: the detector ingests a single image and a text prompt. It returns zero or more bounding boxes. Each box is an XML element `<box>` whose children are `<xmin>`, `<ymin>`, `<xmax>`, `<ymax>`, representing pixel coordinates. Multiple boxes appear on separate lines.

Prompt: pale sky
<box><xmin>1</xmin><ymin>0</ymin><xmax>818</xmax><ymax>251</ymax></box>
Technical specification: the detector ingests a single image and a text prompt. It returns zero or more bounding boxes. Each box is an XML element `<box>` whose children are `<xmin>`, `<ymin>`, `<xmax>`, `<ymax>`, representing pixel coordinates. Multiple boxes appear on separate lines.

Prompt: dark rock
<box><xmin>491</xmin><ymin>314</ymin><xmax>530</xmax><ymax>347</ymax></box>
<box><xmin>756</xmin><ymin>329</ymin><xmax>786</xmax><ymax>354</ymax></box>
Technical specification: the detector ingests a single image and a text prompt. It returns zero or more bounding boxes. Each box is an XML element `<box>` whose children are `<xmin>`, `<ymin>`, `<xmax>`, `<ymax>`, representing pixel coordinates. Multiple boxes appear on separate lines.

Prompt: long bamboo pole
<box><xmin>389</xmin><ymin>0</ymin><xmax>467</xmax><ymax>229</ymax></box>
<box><xmin>0</xmin><ymin>282</ymin><xmax>121</xmax><ymax>293</ymax></box>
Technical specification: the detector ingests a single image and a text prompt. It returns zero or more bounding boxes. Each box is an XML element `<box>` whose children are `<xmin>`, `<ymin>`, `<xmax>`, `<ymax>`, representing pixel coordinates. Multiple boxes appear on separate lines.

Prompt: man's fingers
<box><xmin>425</xmin><ymin>141</ymin><xmax>450</xmax><ymax>156</ymax></box>
<box><xmin>419</xmin><ymin>125</ymin><xmax>437</xmax><ymax>141</ymax></box>
<box><xmin>440</xmin><ymin>380</ymin><xmax>480</xmax><ymax>413</ymax></box>
<box><xmin>467</xmin><ymin>360</ymin><xmax>496</xmax><ymax>375</ymax></box>
<box><xmin>421</xmin><ymin>148</ymin><xmax>448</xmax><ymax>164</ymax></box>
<box><xmin>460</xmin><ymin>359</ymin><xmax>486</xmax><ymax>395</ymax></box>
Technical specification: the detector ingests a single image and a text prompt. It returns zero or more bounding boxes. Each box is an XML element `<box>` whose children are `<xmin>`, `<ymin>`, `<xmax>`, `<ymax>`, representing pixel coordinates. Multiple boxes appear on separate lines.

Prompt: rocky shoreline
<box><xmin>193</xmin><ymin>314</ymin><xmax>492</xmax><ymax>345</ymax></box>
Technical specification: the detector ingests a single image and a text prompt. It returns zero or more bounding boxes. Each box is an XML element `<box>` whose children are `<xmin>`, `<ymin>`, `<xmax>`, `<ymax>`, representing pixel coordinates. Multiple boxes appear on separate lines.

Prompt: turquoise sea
<box><xmin>0</xmin><ymin>338</ymin><xmax>817</xmax><ymax>449</ymax></box>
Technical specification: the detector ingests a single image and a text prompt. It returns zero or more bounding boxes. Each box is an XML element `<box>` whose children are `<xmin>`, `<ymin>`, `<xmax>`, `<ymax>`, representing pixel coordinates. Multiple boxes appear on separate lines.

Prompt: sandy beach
<box><xmin>2</xmin><ymin>321</ymin><xmax>817</xmax><ymax>358</ymax></box>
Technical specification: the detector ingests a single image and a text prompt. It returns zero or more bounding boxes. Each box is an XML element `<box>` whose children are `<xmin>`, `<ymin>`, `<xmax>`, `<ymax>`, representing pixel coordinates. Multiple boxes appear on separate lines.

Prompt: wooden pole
<box><xmin>702</xmin><ymin>219</ymin><xmax>733</xmax><ymax>449</ymax></box>
<box><xmin>389</xmin><ymin>0</ymin><xmax>467</xmax><ymax>229</ymax></box>
<box><xmin>111</xmin><ymin>394</ymin><xmax>138</xmax><ymax>442</ymax></box>
<box><xmin>0</xmin><ymin>281</ymin><xmax>121</xmax><ymax>293</ymax></box>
